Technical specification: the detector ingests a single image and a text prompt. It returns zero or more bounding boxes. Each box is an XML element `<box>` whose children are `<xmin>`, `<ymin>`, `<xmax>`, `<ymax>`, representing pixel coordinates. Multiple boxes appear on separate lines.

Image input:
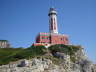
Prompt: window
<box><xmin>61</xmin><ymin>38</ymin><xmax>64</xmax><ymax>41</ymax></box>
<box><xmin>42</xmin><ymin>37</ymin><xmax>45</xmax><ymax>39</ymax></box>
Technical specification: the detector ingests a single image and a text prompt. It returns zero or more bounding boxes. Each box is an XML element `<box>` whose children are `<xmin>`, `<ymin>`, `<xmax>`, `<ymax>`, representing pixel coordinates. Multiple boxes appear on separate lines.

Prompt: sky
<box><xmin>0</xmin><ymin>0</ymin><xmax>96</xmax><ymax>63</ymax></box>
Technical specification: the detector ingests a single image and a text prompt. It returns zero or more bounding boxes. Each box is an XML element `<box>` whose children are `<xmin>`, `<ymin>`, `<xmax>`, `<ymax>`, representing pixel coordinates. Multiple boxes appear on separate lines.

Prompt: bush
<box><xmin>48</xmin><ymin>44</ymin><xmax>81</xmax><ymax>55</ymax></box>
<box><xmin>48</xmin><ymin>44</ymin><xmax>81</xmax><ymax>63</ymax></box>
<box><xmin>0</xmin><ymin>46</ymin><xmax>47</xmax><ymax>65</ymax></box>
<box><xmin>0</xmin><ymin>44</ymin><xmax>82</xmax><ymax>65</ymax></box>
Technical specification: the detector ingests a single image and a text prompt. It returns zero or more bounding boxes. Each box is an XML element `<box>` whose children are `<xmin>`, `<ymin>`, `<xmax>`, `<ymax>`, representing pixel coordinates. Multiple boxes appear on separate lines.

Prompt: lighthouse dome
<box><xmin>48</xmin><ymin>8</ymin><xmax>57</xmax><ymax>16</ymax></box>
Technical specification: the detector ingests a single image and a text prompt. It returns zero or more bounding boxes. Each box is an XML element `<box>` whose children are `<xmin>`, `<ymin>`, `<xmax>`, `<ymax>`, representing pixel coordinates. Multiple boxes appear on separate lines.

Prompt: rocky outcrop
<box><xmin>0</xmin><ymin>48</ymin><xmax>95</xmax><ymax>72</ymax></box>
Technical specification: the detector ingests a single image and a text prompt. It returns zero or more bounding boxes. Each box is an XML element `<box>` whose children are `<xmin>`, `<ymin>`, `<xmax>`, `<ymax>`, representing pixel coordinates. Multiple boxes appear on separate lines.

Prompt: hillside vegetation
<box><xmin>0</xmin><ymin>44</ymin><xmax>82</xmax><ymax>65</ymax></box>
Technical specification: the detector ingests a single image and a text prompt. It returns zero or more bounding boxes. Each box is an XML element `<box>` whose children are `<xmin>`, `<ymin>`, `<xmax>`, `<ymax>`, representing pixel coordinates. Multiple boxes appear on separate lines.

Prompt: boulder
<box><xmin>18</xmin><ymin>59</ymin><xmax>29</xmax><ymax>67</ymax></box>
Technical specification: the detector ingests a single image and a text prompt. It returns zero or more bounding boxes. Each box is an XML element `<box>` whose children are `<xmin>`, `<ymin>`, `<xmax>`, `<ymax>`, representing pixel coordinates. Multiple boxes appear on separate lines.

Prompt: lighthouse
<box><xmin>48</xmin><ymin>8</ymin><xmax>58</xmax><ymax>34</ymax></box>
<box><xmin>33</xmin><ymin>8</ymin><xmax>69</xmax><ymax>46</ymax></box>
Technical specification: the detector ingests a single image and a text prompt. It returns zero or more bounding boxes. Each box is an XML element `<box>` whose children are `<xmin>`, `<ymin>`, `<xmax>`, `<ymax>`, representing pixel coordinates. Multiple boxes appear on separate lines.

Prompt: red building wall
<box><xmin>35</xmin><ymin>33</ymin><xmax>69</xmax><ymax>45</ymax></box>
<box><xmin>50</xmin><ymin>35</ymin><xmax>69</xmax><ymax>45</ymax></box>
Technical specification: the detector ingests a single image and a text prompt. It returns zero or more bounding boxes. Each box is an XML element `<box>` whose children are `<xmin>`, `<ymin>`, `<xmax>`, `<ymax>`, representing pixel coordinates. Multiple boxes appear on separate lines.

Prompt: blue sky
<box><xmin>0</xmin><ymin>0</ymin><xmax>96</xmax><ymax>63</ymax></box>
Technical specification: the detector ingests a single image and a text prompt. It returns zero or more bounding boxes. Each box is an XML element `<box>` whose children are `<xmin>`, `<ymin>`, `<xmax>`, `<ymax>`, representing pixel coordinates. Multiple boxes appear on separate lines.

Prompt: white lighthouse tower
<box><xmin>48</xmin><ymin>8</ymin><xmax>58</xmax><ymax>34</ymax></box>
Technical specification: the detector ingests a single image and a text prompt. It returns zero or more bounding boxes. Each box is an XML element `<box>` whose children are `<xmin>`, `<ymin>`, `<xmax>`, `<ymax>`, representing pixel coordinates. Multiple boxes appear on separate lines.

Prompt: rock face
<box><xmin>0</xmin><ymin>49</ymin><xmax>96</xmax><ymax>72</ymax></box>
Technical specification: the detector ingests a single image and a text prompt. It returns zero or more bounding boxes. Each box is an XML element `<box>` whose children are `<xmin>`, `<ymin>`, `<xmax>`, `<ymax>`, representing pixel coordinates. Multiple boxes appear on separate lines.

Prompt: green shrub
<box><xmin>48</xmin><ymin>44</ymin><xmax>81</xmax><ymax>63</ymax></box>
<box><xmin>0</xmin><ymin>44</ymin><xmax>82</xmax><ymax>65</ymax></box>
<box><xmin>48</xmin><ymin>44</ymin><xmax>81</xmax><ymax>55</ymax></box>
<box><xmin>0</xmin><ymin>46</ymin><xmax>47</xmax><ymax>65</ymax></box>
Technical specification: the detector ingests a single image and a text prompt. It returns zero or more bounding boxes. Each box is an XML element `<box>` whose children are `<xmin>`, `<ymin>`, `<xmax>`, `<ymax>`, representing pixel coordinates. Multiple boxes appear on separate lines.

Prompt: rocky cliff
<box><xmin>0</xmin><ymin>45</ymin><xmax>95</xmax><ymax>72</ymax></box>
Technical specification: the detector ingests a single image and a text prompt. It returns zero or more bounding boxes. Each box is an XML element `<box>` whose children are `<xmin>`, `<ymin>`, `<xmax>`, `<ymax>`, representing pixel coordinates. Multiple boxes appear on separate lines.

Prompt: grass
<box><xmin>0</xmin><ymin>46</ymin><xmax>47</xmax><ymax>65</ymax></box>
<box><xmin>0</xmin><ymin>44</ymin><xmax>81</xmax><ymax>65</ymax></box>
<box><xmin>48</xmin><ymin>44</ymin><xmax>82</xmax><ymax>63</ymax></box>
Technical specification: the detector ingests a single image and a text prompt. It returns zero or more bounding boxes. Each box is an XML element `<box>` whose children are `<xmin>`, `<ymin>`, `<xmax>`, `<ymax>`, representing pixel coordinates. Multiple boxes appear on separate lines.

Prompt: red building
<box><xmin>33</xmin><ymin>8</ymin><xmax>69</xmax><ymax>47</ymax></box>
